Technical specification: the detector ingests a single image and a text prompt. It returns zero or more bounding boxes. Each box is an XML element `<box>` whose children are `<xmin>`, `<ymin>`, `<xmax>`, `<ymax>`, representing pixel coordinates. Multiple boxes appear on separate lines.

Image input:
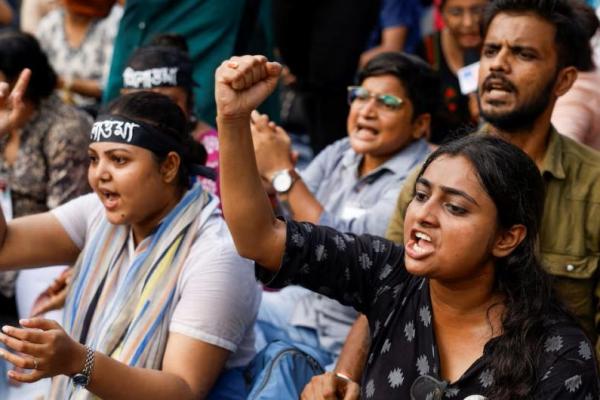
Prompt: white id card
<box><xmin>457</xmin><ymin>61</ymin><xmax>480</xmax><ymax>95</ymax></box>
<box><xmin>0</xmin><ymin>187</ymin><xmax>12</xmax><ymax>221</ymax></box>
<box><xmin>339</xmin><ymin>205</ymin><xmax>367</xmax><ymax>220</ymax></box>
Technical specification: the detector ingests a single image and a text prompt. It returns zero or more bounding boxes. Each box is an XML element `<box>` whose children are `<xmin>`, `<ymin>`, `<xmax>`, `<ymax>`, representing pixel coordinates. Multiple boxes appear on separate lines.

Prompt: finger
<box><xmin>9</xmin><ymin>69</ymin><xmax>31</xmax><ymax>104</ymax></box>
<box><xmin>0</xmin><ymin>81</ymin><xmax>9</xmax><ymax>99</ymax></box>
<box><xmin>342</xmin><ymin>382</ymin><xmax>360</xmax><ymax>400</ymax></box>
<box><xmin>265</xmin><ymin>61</ymin><xmax>283</xmax><ymax>77</ymax></box>
<box><xmin>7</xmin><ymin>368</ymin><xmax>44</xmax><ymax>384</ymax></box>
<box><xmin>0</xmin><ymin>332</ymin><xmax>44</xmax><ymax>356</ymax></box>
<box><xmin>301</xmin><ymin>376</ymin><xmax>319</xmax><ymax>400</ymax></box>
<box><xmin>0</xmin><ymin>347</ymin><xmax>37</xmax><ymax>370</ymax></box>
<box><xmin>2</xmin><ymin>325</ymin><xmax>46</xmax><ymax>344</ymax></box>
<box><xmin>19</xmin><ymin>318</ymin><xmax>60</xmax><ymax>331</ymax></box>
<box><xmin>34</xmin><ymin>292</ymin><xmax>66</xmax><ymax>316</ymax></box>
<box><xmin>321</xmin><ymin>372</ymin><xmax>339</xmax><ymax>400</ymax></box>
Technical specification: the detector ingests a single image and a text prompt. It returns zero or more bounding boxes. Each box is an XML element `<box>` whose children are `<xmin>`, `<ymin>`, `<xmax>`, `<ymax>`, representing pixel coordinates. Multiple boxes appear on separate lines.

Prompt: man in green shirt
<box><xmin>303</xmin><ymin>0</ymin><xmax>600</xmax><ymax>395</ymax></box>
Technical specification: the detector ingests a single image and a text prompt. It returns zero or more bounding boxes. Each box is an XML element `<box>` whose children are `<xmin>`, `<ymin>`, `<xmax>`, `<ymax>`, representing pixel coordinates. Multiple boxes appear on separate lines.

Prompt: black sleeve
<box><xmin>256</xmin><ymin>220</ymin><xmax>408</xmax><ymax>314</ymax></box>
<box><xmin>533</xmin><ymin>327</ymin><xmax>599</xmax><ymax>399</ymax></box>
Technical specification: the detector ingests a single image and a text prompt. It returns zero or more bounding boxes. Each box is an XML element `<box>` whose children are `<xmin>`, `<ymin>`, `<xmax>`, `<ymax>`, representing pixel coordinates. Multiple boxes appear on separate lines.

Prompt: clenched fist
<box><xmin>215</xmin><ymin>55</ymin><xmax>282</xmax><ymax>120</ymax></box>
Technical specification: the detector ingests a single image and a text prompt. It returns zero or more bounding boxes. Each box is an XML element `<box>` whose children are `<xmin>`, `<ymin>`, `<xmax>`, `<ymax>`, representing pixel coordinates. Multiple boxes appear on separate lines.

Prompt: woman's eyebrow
<box><xmin>440</xmin><ymin>185</ymin><xmax>479</xmax><ymax>207</ymax></box>
<box><xmin>417</xmin><ymin>177</ymin><xmax>479</xmax><ymax>207</ymax></box>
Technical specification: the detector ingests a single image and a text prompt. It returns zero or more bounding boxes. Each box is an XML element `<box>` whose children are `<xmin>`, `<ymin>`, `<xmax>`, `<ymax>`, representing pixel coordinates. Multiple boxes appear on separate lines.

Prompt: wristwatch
<box><xmin>271</xmin><ymin>168</ymin><xmax>300</xmax><ymax>194</ymax></box>
<box><xmin>72</xmin><ymin>346</ymin><xmax>95</xmax><ymax>388</ymax></box>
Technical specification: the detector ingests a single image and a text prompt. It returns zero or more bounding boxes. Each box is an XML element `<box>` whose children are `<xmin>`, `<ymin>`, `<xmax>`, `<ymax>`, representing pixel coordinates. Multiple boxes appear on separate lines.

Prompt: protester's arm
<box><xmin>300</xmin><ymin>315</ymin><xmax>369</xmax><ymax>400</ymax></box>
<box><xmin>360</xmin><ymin>26</ymin><xmax>408</xmax><ymax>67</ymax></box>
<box><xmin>250</xmin><ymin>110</ymin><xmax>324</xmax><ymax>223</ymax></box>
<box><xmin>0</xmin><ymin>320</ymin><xmax>231</xmax><ymax>400</ymax></box>
<box><xmin>216</xmin><ymin>55</ymin><xmax>287</xmax><ymax>270</ymax></box>
<box><xmin>58</xmin><ymin>76</ymin><xmax>103</xmax><ymax>100</ymax></box>
<box><xmin>0</xmin><ymin>69</ymin><xmax>81</xmax><ymax>269</ymax></box>
<box><xmin>335</xmin><ymin>315</ymin><xmax>370</xmax><ymax>382</ymax></box>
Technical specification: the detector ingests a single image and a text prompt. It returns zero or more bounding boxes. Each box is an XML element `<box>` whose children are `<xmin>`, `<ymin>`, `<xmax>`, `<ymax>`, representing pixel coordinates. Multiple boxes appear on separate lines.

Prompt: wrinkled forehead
<box><xmin>484</xmin><ymin>11</ymin><xmax>558</xmax><ymax>55</ymax></box>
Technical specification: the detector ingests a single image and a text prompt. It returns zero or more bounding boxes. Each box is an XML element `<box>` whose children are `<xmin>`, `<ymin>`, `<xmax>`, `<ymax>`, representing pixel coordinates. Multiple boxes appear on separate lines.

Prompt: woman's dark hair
<box><xmin>149</xmin><ymin>33</ymin><xmax>190</xmax><ymax>52</ymax></box>
<box><xmin>0</xmin><ymin>30</ymin><xmax>57</xmax><ymax>103</ymax></box>
<box><xmin>482</xmin><ymin>0</ymin><xmax>596</xmax><ymax>71</ymax></box>
<box><xmin>357</xmin><ymin>52</ymin><xmax>441</xmax><ymax>120</ymax></box>
<box><xmin>104</xmin><ymin>91</ymin><xmax>207</xmax><ymax>189</ymax></box>
<box><xmin>416</xmin><ymin>135</ymin><xmax>571</xmax><ymax>399</ymax></box>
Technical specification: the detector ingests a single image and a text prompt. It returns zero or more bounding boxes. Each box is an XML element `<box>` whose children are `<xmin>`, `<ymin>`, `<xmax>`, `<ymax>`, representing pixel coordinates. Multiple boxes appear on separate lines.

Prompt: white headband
<box><xmin>122</xmin><ymin>66</ymin><xmax>179</xmax><ymax>89</ymax></box>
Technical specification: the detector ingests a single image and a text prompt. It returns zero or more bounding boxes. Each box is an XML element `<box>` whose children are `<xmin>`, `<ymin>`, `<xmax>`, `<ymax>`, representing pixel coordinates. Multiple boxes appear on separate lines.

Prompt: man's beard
<box><xmin>479</xmin><ymin>72</ymin><xmax>557</xmax><ymax>133</ymax></box>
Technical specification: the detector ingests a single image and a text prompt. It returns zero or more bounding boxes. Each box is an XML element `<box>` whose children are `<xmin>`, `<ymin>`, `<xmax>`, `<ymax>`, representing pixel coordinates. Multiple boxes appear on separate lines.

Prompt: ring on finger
<box><xmin>32</xmin><ymin>357</ymin><xmax>38</xmax><ymax>370</ymax></box>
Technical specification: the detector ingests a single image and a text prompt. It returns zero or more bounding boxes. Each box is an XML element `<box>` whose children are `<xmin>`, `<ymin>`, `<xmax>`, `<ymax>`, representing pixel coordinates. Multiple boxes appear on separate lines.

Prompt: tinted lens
<box><xmin>410</xmin><ymin>375</ymin><xmax>447</xmax><ymax>400</ymax></box>
<box><xmin>347</xmin><ymin>86</ymin><xmax>369</xmax><ymax>104</ymax></box>
<box><xmin>378</xmin><ymin>94</ymin><xmax>402</xmax><ymax>109</ymax></box>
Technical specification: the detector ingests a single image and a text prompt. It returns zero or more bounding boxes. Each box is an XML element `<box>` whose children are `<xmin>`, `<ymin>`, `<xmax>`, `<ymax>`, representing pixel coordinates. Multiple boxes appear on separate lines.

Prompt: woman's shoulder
<box><xmin>533</xmin><ymin>318</ymin><xmax>598</xmax><ymax>397</ymax></box>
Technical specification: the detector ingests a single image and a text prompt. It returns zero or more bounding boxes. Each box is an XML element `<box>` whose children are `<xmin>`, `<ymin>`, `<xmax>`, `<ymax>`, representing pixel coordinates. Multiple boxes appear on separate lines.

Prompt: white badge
<box><xmin>0</xmin><ymin>185</ymin><xmax>12</xmax><ymax>221</ymax></box>
<box><xmin>339</xmin><ymin>205</ymin><xmax>367</xmax><ymax>220</ymax></box>
<box><xmin>457</xmin><ymin>61</ymin><xmax>480</xmax><ymax>95</ymax></box>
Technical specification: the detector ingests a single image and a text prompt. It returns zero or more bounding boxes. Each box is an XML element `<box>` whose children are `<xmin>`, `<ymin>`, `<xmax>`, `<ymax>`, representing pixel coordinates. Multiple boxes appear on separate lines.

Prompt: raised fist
<box><xmin>215</xmin><ymin>55</ymin><xmax>282</xmax><ymax>120</ymax></box>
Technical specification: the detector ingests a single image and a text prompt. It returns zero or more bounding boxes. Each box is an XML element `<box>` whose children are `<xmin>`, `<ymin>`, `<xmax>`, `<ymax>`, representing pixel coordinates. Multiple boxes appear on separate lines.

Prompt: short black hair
<box><xmin>149</xmin><ymin>33</ymin><xmax>190</xmax><ymax>52</ymax></box>
<box><xmin>482</xmin><ymin>0</ymin><xmax>597</xmax><ymax>71</ymax></box>
<box><xmin>357</xmin><ymin>52</ymin><xmax>441</xmax><ymax>119</ymax></box>
<box><xmin>0</xmin><ymin>30</ymin><xmax>57</xmax><ymax>103</ymax></box>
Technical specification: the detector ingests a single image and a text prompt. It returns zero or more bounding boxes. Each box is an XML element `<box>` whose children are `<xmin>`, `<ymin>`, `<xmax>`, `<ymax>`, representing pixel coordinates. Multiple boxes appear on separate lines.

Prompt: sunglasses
<box><xmin>347</xmin><ymin>86</ymin><xmax>404</xmax><ymax>111</ymax></box>
<box><xmin>410</xmin><ymin>374</ymin><xmax>448</xmax><ymax>400</ymax></box>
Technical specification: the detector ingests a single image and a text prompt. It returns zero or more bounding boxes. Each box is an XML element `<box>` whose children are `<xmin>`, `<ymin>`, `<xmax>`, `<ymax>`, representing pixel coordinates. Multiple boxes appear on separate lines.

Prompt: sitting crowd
<box><xmin>0</xmin><ymin>0</ymin><xmax>598</xmax><ymax>399</ymax></box>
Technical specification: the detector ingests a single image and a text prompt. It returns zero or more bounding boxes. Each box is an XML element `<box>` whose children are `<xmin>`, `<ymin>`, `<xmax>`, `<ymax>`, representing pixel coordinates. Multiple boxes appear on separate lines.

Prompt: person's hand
<box><xmin>0</xmin><ymin>318</ymin><xmax>86</xmax><ymax>383</ymax></box>
<box><xmin>215</xmin><ymin>55</ymin><xmax>282</xmax><ymax>121</ymax></box>
<box><xmin>30</xmin><ymin>268</ymin><xmax>73</xmax><ymax>317</ymax></box>
<box><xmin>0</xmin><ymin>69</ymin><xmax>32</xmax><ymax>135</ymax></box>
<box><xmin>250</xmin><ymin>110</ymin><xmax>296</xmax><ymax>182</ymax></box>
<box><xmin>301</xmin><ymin>372</ymin><xmax>361</xmax><ymax>400</ymax></box>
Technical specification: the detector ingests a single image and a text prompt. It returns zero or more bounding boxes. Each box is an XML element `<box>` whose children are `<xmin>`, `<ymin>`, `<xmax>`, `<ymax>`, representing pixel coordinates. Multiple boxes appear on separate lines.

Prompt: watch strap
<box><xmin>73</xmin><ymin>346</ymin><xmax>95</xmax><ymax>387</ymax></box>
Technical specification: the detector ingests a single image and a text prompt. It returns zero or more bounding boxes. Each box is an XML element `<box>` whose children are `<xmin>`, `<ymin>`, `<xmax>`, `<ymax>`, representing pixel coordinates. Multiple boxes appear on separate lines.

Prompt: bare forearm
<box><xmin>285</xmin><ymin>180</ymin><xmax>324</xmax><ymax>223</ymax></box>
<box><xmin>85</xmin><ymin>352</ymin><xmax>198</xmax><ymax>400</ymax></box>
<box><xmin>218</xmin><ymin>116</ymin><xmax>285</xmax><ymax>269</ymax></box>
<box><xmin>335</xmin><ymin>314</ymin><xmax>370</xmax><ymax>381</ymax></box>
<box><xmin>62</xmin><ymin>78</ymin><xmax>102</xmax><ymax>99</ymax></box>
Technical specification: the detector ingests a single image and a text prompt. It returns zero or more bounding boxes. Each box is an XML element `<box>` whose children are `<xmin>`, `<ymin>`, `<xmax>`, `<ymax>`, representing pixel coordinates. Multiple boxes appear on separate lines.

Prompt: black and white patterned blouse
<box><xmin>257</xmin><ymin>221</ymin><xmax>599</xmax><ymax>399</ymax></box>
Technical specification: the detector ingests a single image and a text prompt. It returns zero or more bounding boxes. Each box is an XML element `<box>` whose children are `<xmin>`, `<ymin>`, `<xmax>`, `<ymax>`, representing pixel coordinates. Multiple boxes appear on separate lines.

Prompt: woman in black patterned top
<box><xmin>215</xmin><ymin>55</ymin><xmax>599</xmax><ymax>399</ymax></box>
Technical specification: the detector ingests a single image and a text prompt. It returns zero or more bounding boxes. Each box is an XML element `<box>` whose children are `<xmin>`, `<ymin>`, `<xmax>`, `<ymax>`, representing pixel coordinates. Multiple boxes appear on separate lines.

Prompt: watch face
<box><xmin>73</xmin><ymin>373</ymin><xmax>90</xmax><ymax>386</ymax></box>
<box><xmin>273</xmin><ymin>171</ymin><xmax>293</xmax><ymax>193</ymax></box>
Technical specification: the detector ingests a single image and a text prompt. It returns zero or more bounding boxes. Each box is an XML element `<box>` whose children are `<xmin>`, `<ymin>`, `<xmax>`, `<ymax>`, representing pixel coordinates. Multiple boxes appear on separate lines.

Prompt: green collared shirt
<box><xmin>386</xmin><ymin>127</ymin><xmax>600</xmax><ymax>353</ymax></box>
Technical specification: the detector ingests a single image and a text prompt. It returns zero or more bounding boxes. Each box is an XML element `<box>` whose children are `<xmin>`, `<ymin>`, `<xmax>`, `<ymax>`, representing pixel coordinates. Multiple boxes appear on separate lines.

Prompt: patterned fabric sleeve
<box><xmin>256</xmin><ymin>220</ymin><xmax>408</xmax><ymax>315</ymax></box>
<box><xmin>43</xmin><ymin>113</ymin><xmax>91</xmax><ymax>210</ymax></box>
<box><xmin>534</xmin><ymin>327</ymin><xmax>599</xmax><ymax>399</ymax></box>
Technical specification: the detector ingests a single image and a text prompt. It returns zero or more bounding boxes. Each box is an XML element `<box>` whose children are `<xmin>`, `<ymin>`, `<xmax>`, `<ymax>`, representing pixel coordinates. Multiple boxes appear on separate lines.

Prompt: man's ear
<box><xmin>160</xmin><ymin>152</ymin><xmax>181</xmax><ymax>184</ymax></box>
<box><xmin>554</xmin><ymin>66</ymin><xmax>578</xmax><ymax>98</ymax></box>
<box><xmin>411</xmin><ymin>113</ymin><xmax>431</xmax><ymax>140</ymax></box>
<box><xmin>492</xmin><ymin>224</ymin><xmax>527</xmax><ymax>258</ymax></box>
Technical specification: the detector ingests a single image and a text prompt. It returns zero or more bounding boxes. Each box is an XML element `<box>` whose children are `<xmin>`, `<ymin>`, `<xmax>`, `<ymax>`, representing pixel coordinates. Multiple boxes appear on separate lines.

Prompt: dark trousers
<box><xmin>273</xmin><ymin>0</ymin><xmax>380</xmax><ymax>153</ymax></box>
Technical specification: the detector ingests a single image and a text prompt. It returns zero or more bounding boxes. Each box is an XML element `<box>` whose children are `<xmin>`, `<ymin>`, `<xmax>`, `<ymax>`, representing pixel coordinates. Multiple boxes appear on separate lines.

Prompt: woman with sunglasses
<box><xmin>0</xmin><ymin>81</ymin><xmax>259</xmax><ymax>399</ymax></box>
<box><xmin>216</xmin><ymin>55</ymin><xmax>598</xmax><ymax>399</ymax></box>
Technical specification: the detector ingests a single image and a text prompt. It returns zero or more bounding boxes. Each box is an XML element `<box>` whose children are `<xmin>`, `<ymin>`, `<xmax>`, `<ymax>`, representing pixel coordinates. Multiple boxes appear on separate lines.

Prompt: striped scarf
<box><xmin>50</xmin><ymin>184</ymin><xmax>211</xmax><ymax>399</ymax></box>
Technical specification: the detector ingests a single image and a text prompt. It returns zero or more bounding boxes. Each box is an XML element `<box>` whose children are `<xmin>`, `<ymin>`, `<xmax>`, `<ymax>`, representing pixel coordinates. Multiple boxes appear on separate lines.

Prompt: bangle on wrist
<box><xmin>335</xmin><ymin>371</ymin><xmax>356</xmax><ymax>384</ymax></box>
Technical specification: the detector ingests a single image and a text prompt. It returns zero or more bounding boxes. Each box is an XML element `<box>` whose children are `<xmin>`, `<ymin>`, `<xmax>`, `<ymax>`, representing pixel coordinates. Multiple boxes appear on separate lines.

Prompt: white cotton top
<box><xmin>51</xmin><ymin>193</ymin><xmax>260</xmax><ymax>368</ymax></box>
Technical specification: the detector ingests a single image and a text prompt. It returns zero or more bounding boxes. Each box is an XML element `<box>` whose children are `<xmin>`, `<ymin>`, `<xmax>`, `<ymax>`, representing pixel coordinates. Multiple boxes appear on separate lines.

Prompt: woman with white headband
<box><xmin>0</xmin><ymin>72</ymin><xmax>259</xmax><ymax>400</ymax></box>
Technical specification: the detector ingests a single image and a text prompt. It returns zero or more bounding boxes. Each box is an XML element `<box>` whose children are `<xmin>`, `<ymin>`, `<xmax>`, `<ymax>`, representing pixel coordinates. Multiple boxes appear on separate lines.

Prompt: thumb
<box><xmin>19</xmin><ymin>318</ymin><xmax>60</xmax><ymax>331</ymax></box>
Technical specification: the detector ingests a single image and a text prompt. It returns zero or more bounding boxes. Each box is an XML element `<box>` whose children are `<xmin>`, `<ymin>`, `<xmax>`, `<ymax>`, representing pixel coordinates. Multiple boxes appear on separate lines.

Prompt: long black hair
<box><xmin>104</xmin><ymin>91</ymin><xmax>207</xmax><ymax>188</ymax></box>
<box><xmin>416</xmin><ymin>135</ymin><xmax>572</xmax><ymax>399</ymax></box>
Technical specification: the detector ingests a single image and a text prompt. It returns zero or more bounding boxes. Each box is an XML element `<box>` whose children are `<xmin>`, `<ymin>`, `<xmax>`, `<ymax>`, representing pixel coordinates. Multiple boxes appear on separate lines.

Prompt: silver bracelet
<box><xmin>72</xmin><ymin>346</ymin><xmax>95</xmax><ymax>387</ymax></box>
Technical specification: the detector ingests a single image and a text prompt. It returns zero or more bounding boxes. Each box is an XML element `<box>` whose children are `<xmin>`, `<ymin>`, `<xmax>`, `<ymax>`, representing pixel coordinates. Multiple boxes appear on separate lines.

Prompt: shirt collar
<box><xmin>539</xmin><ymin>126</ymin><xmax>566</xmax><ymax>180</ymax></box>
<box><xmin>341</xmin><ymin>138</ymin><xmax>430</xmax><ymax>181</ymax></box>
<box><xmin>478</xmin><ymin>124</ymin><xmax>566</xmax><ymax>180</ymax></box>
